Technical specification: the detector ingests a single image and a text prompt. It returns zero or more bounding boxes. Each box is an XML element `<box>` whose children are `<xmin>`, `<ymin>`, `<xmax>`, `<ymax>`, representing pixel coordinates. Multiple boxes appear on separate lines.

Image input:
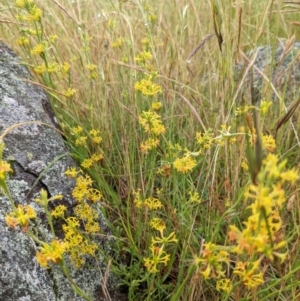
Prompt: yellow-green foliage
<box><xmin>1</xmin><ymin>0</ymin><xmax>300</xmax><ymax>300</ymax></box>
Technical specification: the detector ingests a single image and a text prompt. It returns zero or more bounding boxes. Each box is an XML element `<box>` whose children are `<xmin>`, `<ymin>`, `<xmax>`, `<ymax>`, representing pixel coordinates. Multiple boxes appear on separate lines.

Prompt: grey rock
<box><xmin>236</xmin><ymin>40</ymin><xmax>300</xmax><ymax>107</ymax></box>
<box><xmin>0</xmin><ymin>43</ymin><xmax>127</xmax><ymax>301</ymax></box>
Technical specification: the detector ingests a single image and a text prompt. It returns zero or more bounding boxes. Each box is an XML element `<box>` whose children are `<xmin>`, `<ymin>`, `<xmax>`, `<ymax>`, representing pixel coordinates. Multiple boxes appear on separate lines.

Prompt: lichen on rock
<box><xmin>236</xmin><ymin>40</ymin><xmax>300</xmax><ymax>109</ymax></box>
<box><xmin>0</xmin><ymin>42</ymin><xmax>127</xmax><ymax>301</ymax></box>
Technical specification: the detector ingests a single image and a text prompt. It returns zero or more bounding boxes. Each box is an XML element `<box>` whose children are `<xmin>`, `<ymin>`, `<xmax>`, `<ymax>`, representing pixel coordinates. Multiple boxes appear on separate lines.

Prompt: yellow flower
<box><xmin>85</xmin><ymin>220</ymin><xmax>100</xmax><ymax>233</ymax></box>
<box><xmin>87</xmin><ymin>188</ymin><xmax>102</xmax><ymax>203</ymax></box>
<box><xmin>30</xmin><ymin>43</ymin><xmax>45</xmax><ymax>56</ymax></box>
<box><xmin>86</xmin><ymin>64</ymin><xmax>97</xmax><ymax>71</ymax></box>
<box><xmin>89</xmin><ymin>129</ymin><xmax>102</xmax><ymax>144</ymax></box>
<box><xmin>188</xmin><ymin>191</ymin><xmax>201</xmax><ymax>203</ymax></box>
<box><xmin>133</xmin><ymin>189</ymin><xmax>143</xmax><ymax>208</ymax></box>
<box><xmin>16</xmin><ymin>36</ymin><xmax>30</xmax><ymax>46</ymax></box>
<box><xmin>111</xmin><ymin>37</ymin><xmax>124</xmax><ymax>48</ymax></box>
<box><xmin>140</xmin><ymin>138</ymin><xmax>159</xmax><ymax>153</ymax></box>
<box><xmin>144</xmin><ymin>246</ymin><xmax>171</xmax><ymax>273</ymax></box>
<box><xmin>262</xmin><ymin>135</ymin><xmax>276</xmax><ymax>152</ymax></box>
<box><xmin>91</xmin><ymin>153</ymin><xmax>103</xmax><ymax>162</ymax></box>
<box><xmin>5</xmin><ymin>205</ymin><xmax>36</xmax><ymax>231</ymax></box>
<box><xmin>139</xmin><ymin>111</ymin><xmax>166</xmax><ymax>135</ymax></box>
<box><xmin>74</xmin><ymin>203</ymin><xmax>98</xmax><ymax>220</ymax></box>
<box><xmin>81</xmin><ymin>158</ymin><xmax>93</xmax><ymax>169</ymax></box>
<box><xmin>141</xmin><ymin>37</ymin><xmax>150</xmax><ymax>46</ymax></box>
<box><xmin>27</xmin><ymin>28</ymin><xmax>42</xmax><ymax>36</ymax></box>
<box><xmin>49</xmin><ymin>34</ymin><xmax>58</xmax><ymax>43</ymax></box>
<box><xmin>89</xmin><ymin>129</ymin><xmax>100</xmax><ymax>136</ymax></box>
<box><xmin>34</xmin><ymin>63</ymin><xmax>47</xmax><ymax>75</ymax></box>
<box><xmin>151</xmin><ymin>101</ymin><xmax>163</xmax><ymax>110</ymax></box>
<box><xmin>36</xmin><ymin>240</ymin><xmax>68</xmax><ymax>268</ymax></box>
<box><xmin>148</xmin><ymin>14</ymin><xmax>157</xmax><ymax>22</ymax></box>
<box><xmin>72</xmin><ymin>175</ymin><xmax>93</xmax><ymax>202</ymax></box>
<box><xmin>60</xmin><ymin>62</ymin><xmax>70</xmax><ymax>75</ymax></box>
<box><xmin>234</xmin><ymin>105</ymin><xmax>256</xmax><ymax>115</ymax></box>
<box><xmin>151</xmin><ymin>231</ymin><xmax>178</xmax><ymax>245</ymax></box>
<box><xmin>280</xmin><ymin>169</ymin><xmax>299</xmax><ymax>184</ymax></box>
<box><xmin>75</xmin><ymin>136</ymin><xmax>87</xmax><ymax>146</ymax></box>
<box><xmin>64</xmin><ymin>217</ymin><xmax>80</xmax><ymax>232</ymax></box>
<box><xmin>15</xmin><ymin>0</ymin><xmax>34</xmax><ymax>8</ymax></box>
<box><xmin>72</xmin><ymin>126</ymin><xmax>83</xmax><ymax>135</ymax></box>
<box><xmin>196</xmin><ymin>130</ymin><xmax>214</xmax><ymax>149</ymax></box>
<box><xmin>91</xmin><ymin>136</ymin><xmax>102</xmax><ymax>144</ymax></box>
<box><xmin>144</xmin><ymin>197</ymin><xmax>163</xmax><ymax>210</ymax></box>
<box><xmin>216</xmin><ymin>278</ymin><xmax>232</xmax><ymax>293</ymax></box>
<box><xmin>63</xmin><ymin>87</ymin><xmax>76</xmax><ymax>98</ymax></box>
<box><xmin>260</xmin><ymin>100</ymin><xmax>272</xmax><ymax>115</ymax></box>
<box><xmin>0</xmin><ymin>160</ymin><xmax>12</xmax><ymax>181</ymax></box>
<box><xmin>51</xmin><ymin>205</ymin><xmax>67</xmax><ymax>218</ymax></box>
<box><xmin>134</xmin><ymin>50</ymin><xmax>153</xmax><ymax>64</ymax></box>
<box><xmin>241</xmin><ymin>160</ymin><xmax>249</xmax><ymax>171</ymax></box>
<box><xmin>194</xmin><ymin>243</ymin><xmax>229</xmax><ymax>279</ymax></box>
<box><xmin>173</xmin><ymin>155</ymin><xmax>197</xmax><ymax>174</ymax></box>
<box><xmin>135</xmin><ymin>78</ymin><xmax>162</xmax><ymax>97</ymax></box>
<box><xmin>149</xmin><ymin>218</ymin><xmax>166</xmax><ymax>232</ymax></box>
<box><xmin>233</xmin><ymin>260</ymin><xmax>264</xmax><ymax>289</ymax></box>
<box><xmin>64</xmin><ymin>167</ymin><xmax>80</xmax><ymax>178</ymax></box>
<box><xmin>27</xmin><ymin>6</ymin><xmax>42</xmax><ymax>22</ymax></box>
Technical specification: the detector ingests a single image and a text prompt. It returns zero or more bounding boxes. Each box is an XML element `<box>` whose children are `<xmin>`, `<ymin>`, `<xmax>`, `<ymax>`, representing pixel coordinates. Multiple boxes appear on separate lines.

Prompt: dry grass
<box><xmin>0</xmin><ymin>0</ymin><xmax>299</xmax><ymax>300</ymax></box>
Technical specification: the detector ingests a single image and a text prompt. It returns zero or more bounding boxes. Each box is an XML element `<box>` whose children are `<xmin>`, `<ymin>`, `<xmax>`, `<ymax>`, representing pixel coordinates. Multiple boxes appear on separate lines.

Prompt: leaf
<box><xmin>211</xmin><ymin>0</ymin><xmax>223</xmax><ymax>51</ymax></box>
<box><xmin>275</xmin><ymin>98</ymin><xmax>300</xmax><ymax>138</ymax></box>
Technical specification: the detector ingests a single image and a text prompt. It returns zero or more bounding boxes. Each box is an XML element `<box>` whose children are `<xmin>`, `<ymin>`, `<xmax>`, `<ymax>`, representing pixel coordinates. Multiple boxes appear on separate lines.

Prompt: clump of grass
<box><xmin>0</xmin><ymin>0</ymin><xmax>300</xmax><ymax>300</ymax></box>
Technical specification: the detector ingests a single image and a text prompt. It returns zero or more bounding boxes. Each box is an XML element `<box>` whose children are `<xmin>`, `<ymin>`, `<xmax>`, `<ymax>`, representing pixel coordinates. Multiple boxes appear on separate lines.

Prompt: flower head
<box><xmin>36</xmin><ymin>240</ymin><xmax>68</xmax><ymax>268</ymax></box>
<box><xmin>6</xmin><ymin>205</ymin><xmax>36</xmax><ymax>231</ymax></box>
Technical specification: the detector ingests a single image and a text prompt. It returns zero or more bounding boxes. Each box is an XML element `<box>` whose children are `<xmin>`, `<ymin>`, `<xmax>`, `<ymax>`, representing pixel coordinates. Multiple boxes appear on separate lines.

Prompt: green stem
<box><xmin>60</xmin><ymin>261</ymin><xmax>93</xmax><ymax>301</ymax></box>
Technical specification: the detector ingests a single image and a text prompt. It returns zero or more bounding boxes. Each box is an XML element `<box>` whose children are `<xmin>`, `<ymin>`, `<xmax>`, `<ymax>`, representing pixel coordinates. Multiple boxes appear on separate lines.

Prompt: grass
<box><xmin>0</xmin><ymin>0</ymin><xmax>300</xmax><ymax>300</ymax></box>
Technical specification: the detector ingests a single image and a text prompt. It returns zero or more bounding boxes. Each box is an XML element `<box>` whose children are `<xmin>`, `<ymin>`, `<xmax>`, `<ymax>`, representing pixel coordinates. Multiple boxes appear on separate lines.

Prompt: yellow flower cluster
<box><xmin>235</xmin><ymin>105</ymin><xmax>256</xmax><ymax>116</ymax></box>
<box><xmin>15</xmin><ymin>0</ymin><xmax>34</xmax><ymax>7</ymax></box>
<box><xmin>138</xmin><ymin>110</ymin><xmax>166</xmax><ymax>153</ymax></box>
<box><xmin>63</xmin><ymin>87</ymin><xmax>76</xmax><ymax>98</ymax></box>
<box><xmin>151</xmin><ymin>101</ymin><xmax>163</xmax><ymax>111</ymax></box>
<box><xmin>86</xmin><ymin>64</ymin><xmax>98</xmax><ymax>79</ymax></box>
<box><xmin>139</xmin><ymin>111</ymin><xmax>165</xmax><ymax>136</ymax></box>
<box><xmin>135</xmin><ymin>76</ymin><xmax>162</xmax><ymax>97</ymax></box>
<box><xmin>144</xmin><ymin>227</ymin><xmax>178</xmax><ymax>273</ymax></box>
<box><xmin>15</xmin><ymin>0</ymin><xmax>42</xmax><ymax>22</ymax></box>
<box><xmin>62</xmin><ymin>216</ymin><xmax>98</xmax><ymax>268</ymax></box>
<box><xmin>196</xmin><ymin>130</ymin><xmax>214</xmax><ymax>149</ymax></box>
<box><xmin>194</xmin><ymin>242</ymin><xmax>229</xmax><ymax>279</ymax></box>
<box><xmin>49</xmin><ymin>169</ymin><xmax>102</xmax><ymax>268</ymax></box>
<box><xmin>16</xmin><ymin>36</ymin><xmax>29</xmax><ymax>46</ymax></box>
<box><xmin>262</xmin><ymin>134</ymin><xmax>276</xmax><ymax>152</ymax></box>
<box><xmin>140</xmin><ymin>138</ymin><xmax>159</xmax><ymax>153</ymax></box>
<box><xmin>111</xmin><ymin>37</ymin><xmax>124</xmax><ymax>49</ymax></box>
<box><xmin>134</xmin><ymin>50</ymin><xmax>153</xmax><ymax>65</ymax></box>
<box><xmin>66</xmin><ymin>172</ymin><xmax>101</xmax><ymax>203</ymax></box>
<box><xmin>33</xmin><ymin>61</ymin><xmax>69</xmax><ymax>77</ymax></box>
<box><xmin>0</xmin><ymin>145</ymin><xmax>12</xmax><ymax>181</ymax></box>
<box><xmin>36</xmin><ymin>240</ymin><xmax>68</xmax><ymax>268</ymax></box>
<box><xmin>194</xmin><ymin>154</ymin><xmax>298</xmax><ymax>290</ymax></box>
<box><xmin>133</xmin><ymin>190</ymin><xmax>163</xmax><ymax>210</ymax></box>
<box><xmin>72</xmin><ymin>126</ymin><xmax>103</xmax><ymax>147</ymax></box>
<box><xmin>34</xmin><ymin>188</ymin><xmax>99</xmax><ymax>268</ymax></box>
<box><xmin>34</xmin><ymin>62</ymin><xmax>58</xmax><ymax>75</ymax></box>
<box><xmin>5</xmin><ymin>204</ymin><xmax>36</xmax><ymax>231</ymax></box>
<box><xmin>30</xmin><ymin>43</ymin><xmax>45</xmax><ymax>56</ymax></box>
<box><xmin>260</xmin><ymin>100</ymin><xmax>273</xmax><ymax>115</ymax></box>
<box><xmin>89</xmin><ymin>129</ymin><xmax>103</xmax><ymax>144</ymax></box>
<box><xmin>173</xmin><ymin>153</ymin><xmax>197</xmax><ymax>174</ymax></box>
